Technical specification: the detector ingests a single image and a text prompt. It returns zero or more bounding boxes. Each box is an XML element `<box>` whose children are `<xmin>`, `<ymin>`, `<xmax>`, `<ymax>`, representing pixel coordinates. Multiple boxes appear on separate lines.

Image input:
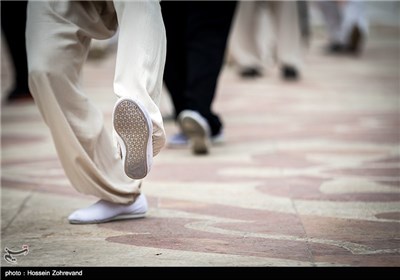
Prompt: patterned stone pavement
<box><xmin>1</xmin><ymin>26</ymin><xmax>399</xmax><ymax>267</ymax></box>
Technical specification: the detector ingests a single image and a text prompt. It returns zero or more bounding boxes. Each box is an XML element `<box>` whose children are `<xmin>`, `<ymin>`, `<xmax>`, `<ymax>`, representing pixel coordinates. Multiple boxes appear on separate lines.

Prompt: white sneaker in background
<box><xmin>178</xmin><ymin>110</ymin><xmax>211</xmax><ymax>155</ymax></box>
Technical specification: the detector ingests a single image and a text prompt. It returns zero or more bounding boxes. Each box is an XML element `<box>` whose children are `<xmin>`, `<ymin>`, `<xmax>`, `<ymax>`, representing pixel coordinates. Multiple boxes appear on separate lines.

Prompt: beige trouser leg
<box><xmin>26</xmin><ymin>1</ymin><xmax>166</xmax><ymax>204</ymax></box>
<box><xmin>316</xmin><ymin>0</ymin><xmax>343</xmax><ymax>44</ymax></box>
<box><xmin>113</xmin><ymin>1</ymin><xmax>166</xmax><ymax>155</ymax></box>
<box><xmin>229</xmin><ymin>1</ymin><xmax>302</xmax><ymax>72</ymax></box>
<box><xmin>271</xmin><ymin>1</ymin><xmax>303</xmax><ymax>71</ymax></box>
<box><xmin>229</xmin><ymin>1</ymin><xmax>272</xmax><ymax>70</ymax></box>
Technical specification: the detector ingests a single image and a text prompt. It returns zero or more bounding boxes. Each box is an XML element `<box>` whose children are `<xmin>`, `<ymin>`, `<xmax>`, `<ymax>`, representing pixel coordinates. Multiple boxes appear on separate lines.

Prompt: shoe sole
<box><xmin>180</xmin><ymin>115</ymin><xmax>209</xmax><ymax>155</ymax></box>
<box><xmin>69</xmin><ymin>212</ymin><xmax>146</xmax><ymax>224</ymax></box>
<box><xmin>113</xmin><ymin>98</ymin><xmax>152</xmax><ymax>179</ymax></box>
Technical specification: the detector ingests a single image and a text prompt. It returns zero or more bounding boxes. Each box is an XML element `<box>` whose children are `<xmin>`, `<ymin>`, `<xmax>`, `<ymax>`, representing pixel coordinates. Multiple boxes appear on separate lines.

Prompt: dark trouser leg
<box><xmin>160</xmin><ymin>1</ymin><xmax>188</xmax><ymax>120</ymax></box>
<box><xmin>185</xmin><ymin>1</ymin><xmax>236</xmax><ymax>136</ymax></box>
<box><xmin>1</xmin><ymin>1</ymin><xmax>31</xmax><ymax>99</ymax></box>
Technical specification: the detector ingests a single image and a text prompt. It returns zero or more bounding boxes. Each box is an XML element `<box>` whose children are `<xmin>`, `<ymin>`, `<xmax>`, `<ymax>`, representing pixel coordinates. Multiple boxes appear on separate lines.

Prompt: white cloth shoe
<box><xmin>113</xmin><ymin>97</ymin><xmax>153</xmax><ymax>179</ymax></box>
<box><xmin>68</xmin><ymin>194</ymin><xmax>148</xmax><ymax>224</ymax></box>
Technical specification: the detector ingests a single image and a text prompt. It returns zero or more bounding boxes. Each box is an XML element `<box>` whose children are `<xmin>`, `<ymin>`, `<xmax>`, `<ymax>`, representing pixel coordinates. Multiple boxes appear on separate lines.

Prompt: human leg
<box><xmin>273</xmin><ymin>1</ymin><xmax>303</xmax><ymax>80</ymax></box>
<box><xmin>176</xmin><ymin>1</ymin><xmax>235</xmax><ymax>154</ymax></box>
<box><xmin>26</xmin><ymin>1</ymin><xmax>147</xmax><ymax>223</ymax></box>
<box><xmin>1</xmin><ymin>0</ymin><xmax>32</xmax><ymax>102</ymax></box>
<box><xmin>228</xmin><ymin>1</ymin><xmax>265</xmax><ymax>75</ymax></box>
<box><xmin>160</xmin><ymin>1</ymin><xmax>188</xmax><ymax>120</ymax></box>
<box><xmin>316</xmin><ymin>0</ymin><xmax>343</xmax><ymax>48</ymax></box>
<box><xmin>184</xmin><ymin>1</ymin><xmax>236</xmax><ymax>137</ymax></box>
<box><xmin>112</xmin><ymin>0</ymin><xmax>167</xmax><ymax>158</ymax></box>
<box><xmin>340</xmin><ymin>1</ymin><xmax>368</xmax><ymax>54</ymax></box>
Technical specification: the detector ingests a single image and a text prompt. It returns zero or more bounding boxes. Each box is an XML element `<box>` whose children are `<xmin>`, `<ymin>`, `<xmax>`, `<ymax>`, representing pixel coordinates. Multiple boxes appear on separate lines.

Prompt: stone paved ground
<box><xmin>1</xmin><ymin>17</ymin><xmax>399</xmax><ymax>266</ymax></box>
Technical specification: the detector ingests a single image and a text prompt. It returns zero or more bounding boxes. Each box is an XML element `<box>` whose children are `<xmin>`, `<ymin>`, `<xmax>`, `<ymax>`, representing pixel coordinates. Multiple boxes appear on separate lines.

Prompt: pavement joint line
<box><xmin>2</xmin><ymin>190</ymin><xmax>34</xmax><ymax>233</ymax></box>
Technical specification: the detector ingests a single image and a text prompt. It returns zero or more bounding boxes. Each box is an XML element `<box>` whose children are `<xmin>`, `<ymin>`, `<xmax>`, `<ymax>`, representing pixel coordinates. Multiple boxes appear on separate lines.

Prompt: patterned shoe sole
<box><xmin>113</xmin><ymin>99</ymin><xmax>152</xmax><ymax>179</ymax></box>
<box><xmin>181</xmin><ymin>116</ymin><xmax>209</xmax><ymax>155</ymax></box>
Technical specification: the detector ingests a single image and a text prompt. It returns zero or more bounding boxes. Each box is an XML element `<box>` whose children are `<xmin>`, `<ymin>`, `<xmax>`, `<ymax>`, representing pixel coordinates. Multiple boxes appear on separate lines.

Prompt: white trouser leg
<box><xmin>113</xmin><ymin>0</ymin><xmax>166</xmax><ymax>156</ymax></box>
<box><xmin>316</xmin><ymin>0</ymin><xmax>343</xmax><ymax>44</ymax></box>
<box><xmin>273</xmin><ymin>1</ymin><xmax>303</xmax><ymax>70</ymax></box>
<box><xmin>26</xmin><ymin>1</ymin><xmax>165</xmax><ymax>204</ymax></box>
<box><xmin>340</xmin><ymin>0</ymin><xmax>368</xmax><ymax>44</ymax></box>
<box><xmin>229</xmin><ymin>1</ymin><xmax>266</xmax><ymax>70</ymax></box>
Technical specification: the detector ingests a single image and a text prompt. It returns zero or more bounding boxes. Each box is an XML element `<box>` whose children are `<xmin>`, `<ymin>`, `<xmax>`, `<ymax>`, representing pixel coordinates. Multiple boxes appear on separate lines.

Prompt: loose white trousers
<box><xmin>26</xmin><ymin>1</ymin><xmax>166</xmax><ymax>204</ymax></box>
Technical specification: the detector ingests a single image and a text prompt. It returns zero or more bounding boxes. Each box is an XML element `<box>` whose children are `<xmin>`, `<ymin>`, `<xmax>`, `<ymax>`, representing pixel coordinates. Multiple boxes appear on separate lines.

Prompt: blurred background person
<box><xmin>161</xmin><ymin>1</ymin><xmax>237</xmax><ymax>155</ymax></box>
<box><xmin>315</xmin><ymin>0</ymin><xmax>368</xmax><ymax>55</ymax></box>
<box><xmin>1</xmin><ymin>0</ymin><xmax>32</xmax><ymax>103</ymax></box>
<box><xmin>228</xmin><ymin>0</ymin><xmax>307</xmax><ymax>81</ymax></box>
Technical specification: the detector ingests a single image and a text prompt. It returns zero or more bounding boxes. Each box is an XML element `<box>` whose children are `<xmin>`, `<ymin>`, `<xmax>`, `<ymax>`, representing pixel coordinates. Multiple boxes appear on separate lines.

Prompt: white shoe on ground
<box><xmin>113</xmin><ymin>97</ymin><xmax>152</xmax><ymax>179</ymax></box>
<box><xmin>178</xmin><ymin>110</ymin><xmax>211</xmax><ymax>155</ymax></box>
<box><xmin>68</xmin><ymin>194</ymin><xmax>148</xmax><ymax>224</ymax></box>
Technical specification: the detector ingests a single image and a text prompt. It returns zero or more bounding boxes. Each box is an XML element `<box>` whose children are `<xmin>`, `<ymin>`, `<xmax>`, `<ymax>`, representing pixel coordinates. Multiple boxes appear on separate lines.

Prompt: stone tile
<box><xmin>300</xmin><ymin>214</ymin><xmax>400</xmax><ymax>266</ymax></box>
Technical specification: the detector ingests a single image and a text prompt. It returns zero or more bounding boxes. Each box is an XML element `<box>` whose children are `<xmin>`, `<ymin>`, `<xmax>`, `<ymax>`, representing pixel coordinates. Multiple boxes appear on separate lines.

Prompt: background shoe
<box><xmin>239</xmin><ymin>67</ymin><xmax>263</xmax><ymax>78</ymax></box>
<box><xmin>167</xmin><ymin>131</ymin><xmax>225</xmax><ymax>148</ymax></box>
<box><xmin>178</xmin><ymin>110</ymin><xmax>211</xmax><ymax>155</ymax></box>
<box><xmin>6</xmin><ymin>87</ymin><xmax>33</xmax><ymax>103</ymax></box>
<box><xmin>113</xmin><ymin>98</ymin><xmax>153</xmax><ymax>179</ymax></box>
<box><xmin>326</xmin><ymin>43</ymin><xmax>346</xmax><ymax>54</ymax></box>
<box><xmin>281</xmin><ymin>65</ymin><xmax>299</xmax><ymax>81</ymax></box>
<box><xmin>167</xmin><ymin>132</ymin><xmax>189</xmax><ymax>148</ymax></box>
<box><xmin>347</xmin><ymin>25</ymin><xmax>363</xmax><ymax>55</ymax></box>
<box><xmin>68</xmin><ymin>194</ymin><xmax>148</xmax><ymax>224</ymax></box>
